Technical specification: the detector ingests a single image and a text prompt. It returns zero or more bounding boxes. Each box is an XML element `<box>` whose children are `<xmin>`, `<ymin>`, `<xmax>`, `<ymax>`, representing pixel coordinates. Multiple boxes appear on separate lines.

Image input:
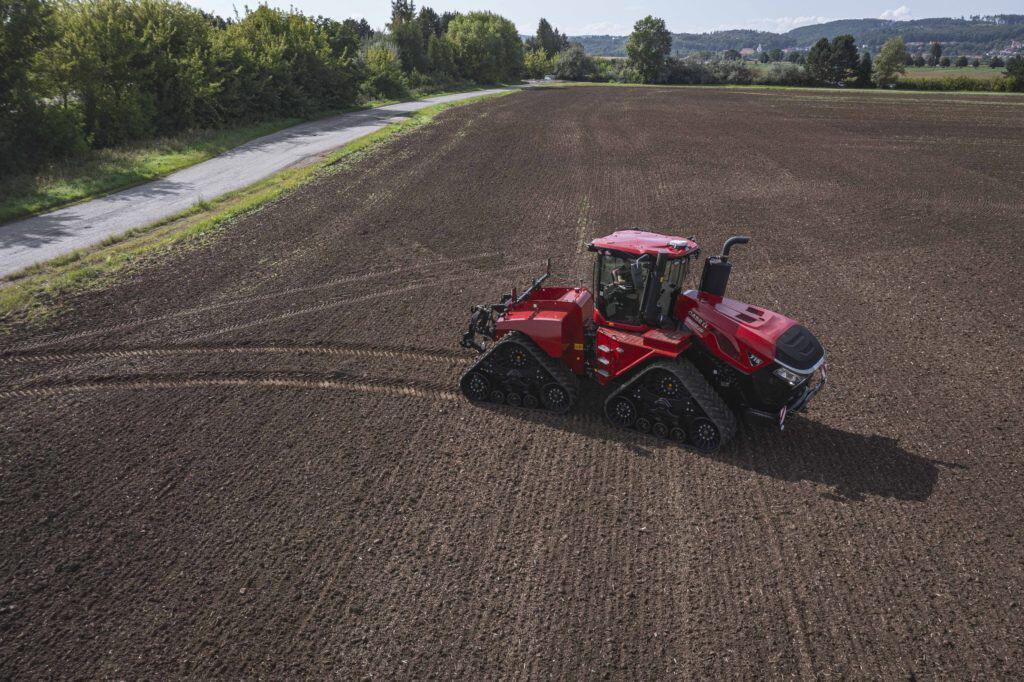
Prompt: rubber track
<box><xmin>606</xmin><ymin>357</ymin><xmax>738</xmax><ymax>446</ymax></box>
<box><xmin>459</xmin><ymin>331</ymin><xmax>579</xmax><ymax>412</ymax></box>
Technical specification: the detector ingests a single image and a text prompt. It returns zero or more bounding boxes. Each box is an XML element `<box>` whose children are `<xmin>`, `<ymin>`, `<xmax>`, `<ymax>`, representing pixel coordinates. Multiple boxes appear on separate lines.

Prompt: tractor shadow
<box><xmin>478</xmin><ymin>388</ymin><xmax>963</xmax><ymax>503</ymax></box>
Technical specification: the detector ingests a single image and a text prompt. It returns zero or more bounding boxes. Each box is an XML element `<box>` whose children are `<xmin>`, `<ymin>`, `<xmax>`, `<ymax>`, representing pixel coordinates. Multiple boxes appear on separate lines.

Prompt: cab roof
<box><xmin>588</xmin><ymin>230</ymin><xmax>699</xmax><ymax>258</ymax></box>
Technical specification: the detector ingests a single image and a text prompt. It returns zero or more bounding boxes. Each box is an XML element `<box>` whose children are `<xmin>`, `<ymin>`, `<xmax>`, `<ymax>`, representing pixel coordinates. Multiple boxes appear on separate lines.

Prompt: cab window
<box><xmin>596</xmin><ymin>254</ymin><xmax>648</xmax><ymax>325</ymax></box>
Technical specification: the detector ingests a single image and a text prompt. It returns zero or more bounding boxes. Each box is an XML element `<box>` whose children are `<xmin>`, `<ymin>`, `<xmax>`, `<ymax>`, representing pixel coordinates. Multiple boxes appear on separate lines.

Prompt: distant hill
<box><xmin>572</xmin><ymin>15</ymin><xmax>1024</xmax><ymax>56</ymax></box>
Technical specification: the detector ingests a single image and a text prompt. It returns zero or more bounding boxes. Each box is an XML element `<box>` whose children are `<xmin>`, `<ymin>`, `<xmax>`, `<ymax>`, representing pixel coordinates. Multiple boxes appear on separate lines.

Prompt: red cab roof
<box><xmin>589</xmin><ymin>230</ymin><xmax>699</xmax><ymax>258</ymax></box>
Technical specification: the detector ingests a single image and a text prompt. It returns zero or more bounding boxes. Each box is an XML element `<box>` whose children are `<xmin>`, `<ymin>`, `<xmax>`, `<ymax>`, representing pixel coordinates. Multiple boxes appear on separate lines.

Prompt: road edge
<box><xmin>0</xmin><ymin>90</ymin><xmax>516</xmax><ymax>330</ymax></box>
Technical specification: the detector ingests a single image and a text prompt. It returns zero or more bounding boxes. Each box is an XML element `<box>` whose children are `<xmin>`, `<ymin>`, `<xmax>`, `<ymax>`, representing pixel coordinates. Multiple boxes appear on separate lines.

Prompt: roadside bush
<box><xmin>553</xmin><ymin>45</ymin><xmax>599</xmax><ymax>81</ymax></box>
<box><xmin>361</xmin><ymin>44</ymin><xmax>409</xmax><ymax>99</ymax></box>
<box><xmin>523</xmin><ymin>47</ymin><xmax>552</xmax><ymax>79</ymax></box>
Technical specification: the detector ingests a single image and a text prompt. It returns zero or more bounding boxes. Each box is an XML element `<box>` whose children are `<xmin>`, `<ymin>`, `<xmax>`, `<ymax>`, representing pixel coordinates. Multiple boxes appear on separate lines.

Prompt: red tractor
<box><xmin>459</xmin><ymin>230</ymin><xmax>827</xmax><ymax>453</ymax></box>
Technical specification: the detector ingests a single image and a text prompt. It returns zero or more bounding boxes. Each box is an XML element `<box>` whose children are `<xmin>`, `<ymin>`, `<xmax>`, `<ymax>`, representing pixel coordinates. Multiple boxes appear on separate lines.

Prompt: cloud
<box><xmin>880</xmin><ymin>6</ymin><xmax>912</xmax><ymax>21</ymax></box>
<box><xmin>733</xmin><ymin>16</ymin><xmax>833</xmax><ymax>33</ymax></box>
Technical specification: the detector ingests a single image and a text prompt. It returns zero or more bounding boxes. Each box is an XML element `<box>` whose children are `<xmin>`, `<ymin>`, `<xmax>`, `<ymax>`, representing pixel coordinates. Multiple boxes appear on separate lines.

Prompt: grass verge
<box><xmin>0</xmin><ymin>90</ymin><xmax>514</xmax><ymax>329</ymax></box>
<box><xmin>0</xmin><ymin>84</ymin><xmax>506</xmax><ymax>225</ymax></box>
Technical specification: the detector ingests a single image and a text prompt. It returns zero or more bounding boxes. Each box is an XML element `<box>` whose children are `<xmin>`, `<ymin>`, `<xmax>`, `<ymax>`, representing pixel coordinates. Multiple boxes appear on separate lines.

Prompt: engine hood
<box><xmin>677</xmin><ymin>291</ymin><xmax>824</xmax><ymax>373</ymax></box>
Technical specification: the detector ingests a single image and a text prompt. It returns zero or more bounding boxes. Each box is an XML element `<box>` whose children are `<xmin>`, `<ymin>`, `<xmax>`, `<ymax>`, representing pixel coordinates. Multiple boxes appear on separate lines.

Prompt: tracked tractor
<box><xmin>459</xmin><ymin>231</ymin><xmax>827</xmax><ymax>453</ymax></box>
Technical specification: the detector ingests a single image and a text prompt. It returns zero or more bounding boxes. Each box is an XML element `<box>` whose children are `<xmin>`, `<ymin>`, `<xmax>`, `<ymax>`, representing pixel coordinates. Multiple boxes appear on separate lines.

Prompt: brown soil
<box><xmin>2</xmin><ymin>86</ymin><xmax>1023</xmax><ymax>678</ymax></box>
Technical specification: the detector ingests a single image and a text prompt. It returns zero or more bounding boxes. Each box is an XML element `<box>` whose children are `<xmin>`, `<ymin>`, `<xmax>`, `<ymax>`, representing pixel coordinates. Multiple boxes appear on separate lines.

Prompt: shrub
<box><xmin>754</xmin><ymin>62</ymin><xmax>810</xmax><ymax>87</ymax></box>
<box><xmin>361</xmin><ymin>44</ymin><xmax>409</xmax><ymax>99</ymax></box>
<box><xmin>553</xmin><ymin>45</ymin><xmax>598</xmax><ymax>81</ymax></box>
<box><xmin>896</xmin><ymin>76</ymin><xmax>1009</xmax><ymax>92</ymax></box>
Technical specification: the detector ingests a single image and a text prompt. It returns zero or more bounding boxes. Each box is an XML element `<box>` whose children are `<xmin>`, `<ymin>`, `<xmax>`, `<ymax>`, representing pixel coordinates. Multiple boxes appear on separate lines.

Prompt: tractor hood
<box><xmin>677</xmin><ymin>291</ymin><xmax>825</xmax><ymax>374</ymax></box>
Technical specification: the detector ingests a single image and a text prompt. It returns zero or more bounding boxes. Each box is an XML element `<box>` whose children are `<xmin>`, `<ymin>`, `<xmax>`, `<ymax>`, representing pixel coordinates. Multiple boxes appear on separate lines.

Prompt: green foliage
<box><xmin>991</xmin><ymin>56</ymin><xmax>1005</xmax><ymax>68</ymax></box>
<box><xmin>528</xmin><ymin>18</ymin><xmax>568</xmax><ymax>56</ymax></box>
<box><xmin>955</xmin><ymin>55</ymin><xmax>968</xmax><ymax>67</ymax></box>
<box><xmin>523</xmin><ymin>47</ymin><xmax>552</xmax><ymax>79</ymax></box>
<box><xmin>929</xmin><ymin>41</ymin><xmax>942</xmax><ymax>65</ymax></box>
<box><xmin>1006</xmin><ymin>56</ymin><xmax>1024</xmax><ymax>91</ymax></box>
<box><xmin>939</xmin><ymin>56</ymin><xmax>951</xmax><ymax>67</ymax></box>
<box><xmin>873</xmin><ymin>36</ymin><xmax>909</xmax><ymax>87</ymax></box>
<box><xmin>445</xmin><ymin>11</ymin><xmax>522</xmax><ymax>83</ymax></box>
<box><xmin>829</xmin><ymin>34</ymin><xmax>858</xmax><ymax>83</ymax></box>
<box><xmin>0</xmin><ymin>0</ymin><xmax>525</xmax><ymax>180</ymax></box>
<box><xmin>0</xmin><ymin>0</ymin><xmax>85</xmax><ymax>173</ymax></box>
<box><xmin>806</xmin><ymin>38</ymin><xmax>832</xmax><ymax>84</ymax></box>
<box><xmin>426</xmin><ymin>32</ymin><xmax>455</xmax><ymax>76</ymax></box>
<box><xmin>553</xmin><ymin>44</ymin><xmax>598</xmax><ymax>81</ymax></box>
<box><xmin>361</xmin><ymin>41</ymin><xmax>408</xmax><ymax>99</ymax></box>
<box><xmin>767</xmin><ymin>48</ymin><xmax>783</xmax><ymax>62</ymax></box>
<box><xmin>896</xmin><ymin>75</ymin><xmax>1011</xmax><ymax>91</ymax></box>
<box><xmin>626</xmin><ymin>15</ymin><xmax>671</xmax><ymax>83</ymax></box>
<box><xmin>854</xmin><ymin>52</ymin><xmax>873</xmax><ymax>88</ymax></box>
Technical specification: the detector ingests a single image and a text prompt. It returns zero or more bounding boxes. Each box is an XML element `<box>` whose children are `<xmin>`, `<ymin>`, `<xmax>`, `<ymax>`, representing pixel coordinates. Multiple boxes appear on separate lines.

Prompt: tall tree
<box><xmin>1004</xmin><ymin>56</ymin><xmax>1024</xmax><ymax>91</ymax></box>
<box><xmin>446</xmin><ymin>11</ymin><xmax>523</xmax><ymax>83</ymax></box>
<box><xmin>806</xmin><ymin>38</ymin><xmax>832</xmax><ymax>84</ymax></box>
<box><xmin>928</xmin><ymin>41</ymin><xmax>942</xmax><ymax>65</ymax></box>
<box><xmin>854</xmin><ymin>51</ymin><xmax>873</xmax><ymax>88</ymax></box>
<box><xmin>626</xmin><ymin>15</ymin><xmax>671</xmax><ymax>83</ymax></box>
<box><xmin>829</xmin><ymin>34</ymin><xmax>859</xmax><ymax>83</ymax></box>
<box><xmin>872</xmin><ymin>36</ymin><xmax>909</xmax><ymax>87</ymax></box>
<box><xmin>389</xmin><ymin>0</ymin><xmax>415</xmax><ymax>27</ymax></box>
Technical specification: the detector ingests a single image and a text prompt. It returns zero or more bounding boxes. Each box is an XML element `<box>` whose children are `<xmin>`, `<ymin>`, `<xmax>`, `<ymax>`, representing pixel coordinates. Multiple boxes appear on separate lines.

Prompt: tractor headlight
<box><xmin>773</xmin><ymin>366</ymin><xmax>804</xmax><ymax>387</ymax></box>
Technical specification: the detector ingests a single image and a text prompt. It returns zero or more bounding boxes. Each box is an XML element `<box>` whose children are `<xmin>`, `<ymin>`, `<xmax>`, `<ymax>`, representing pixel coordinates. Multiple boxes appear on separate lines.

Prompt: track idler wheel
<box><xmin>541</xmin><ymin>382</ymin><xmax>571</xmax><ymax>413</ymax></box>
<box><xmin>606</xmin><ymin>396</ymin><xmax>638</xmax><ymax>428</ymax></box>
<box><xmin>461</xmin><ymin>372</ymin><xmax>489</xmax><ymax>402</ymax></box>
<box><xmin>689</xmin><ymin>418</ymin><xmax>722</xmax><ymax>454</ymax></box>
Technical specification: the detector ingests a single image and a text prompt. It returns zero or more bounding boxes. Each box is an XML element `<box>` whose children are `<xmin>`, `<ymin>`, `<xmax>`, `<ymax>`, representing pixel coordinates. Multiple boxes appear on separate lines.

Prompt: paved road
<box><xmin>0</xmin><ymin>88</ymin><xmax>510</xmax><ymax>277</ymax></box>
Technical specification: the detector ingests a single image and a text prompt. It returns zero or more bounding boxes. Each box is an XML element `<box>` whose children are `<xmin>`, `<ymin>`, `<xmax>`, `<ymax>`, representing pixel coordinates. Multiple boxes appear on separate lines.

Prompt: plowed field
<box><xmin>2</xmin><ymin>86</ymin><xmax>1023</xmax><ymax>678</ymax></box>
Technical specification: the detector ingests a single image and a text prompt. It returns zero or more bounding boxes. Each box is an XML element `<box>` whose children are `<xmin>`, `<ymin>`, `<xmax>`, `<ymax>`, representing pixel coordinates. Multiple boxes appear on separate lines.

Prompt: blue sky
<box><xmin>182</xmin><ymin>0</ymin><xmax>1023</xmax><ymax>35</ymax></box>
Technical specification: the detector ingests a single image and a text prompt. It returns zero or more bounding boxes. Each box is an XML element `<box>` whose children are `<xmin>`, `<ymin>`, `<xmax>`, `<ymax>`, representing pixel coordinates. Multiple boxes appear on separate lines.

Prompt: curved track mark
<box><xmin>0</xmin><ymin>376</ymin><xmax>460</xmax><ymax>402</ymax></box>
<box><xmin>3</xmin><ymin>251</ymin><xmax>503</xmax><ymax>352</ymax></box>
<box><xmin>176</xmin><ymin>260</ymin><xmax>547</xmax><ymax>343</ymax></box>
<box><xmin>0</xmin><ymin>344</ymin><xmax>458</xmax><ymax>368</ymax></box>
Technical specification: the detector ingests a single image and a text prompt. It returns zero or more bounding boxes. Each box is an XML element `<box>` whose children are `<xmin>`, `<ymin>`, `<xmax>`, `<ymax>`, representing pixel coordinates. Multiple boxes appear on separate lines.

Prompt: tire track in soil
<box><xmin>2</xmin><ymin>251</ymin><xmax>504</xmax><ymax>353</ymax></box>
<box><xmin>0</xmin><ymin>344</ymin><xmax>457</xmax><ymax>369</ymax></box>
<box><xmin>172</xmin><ymin>260</ymin><xmax>546</xmax><ymax>343</ymax></box>
<box><xmin>0</xmin><ymin>375</ymin><xmax>459</xmax><ymax>402</ymax></box>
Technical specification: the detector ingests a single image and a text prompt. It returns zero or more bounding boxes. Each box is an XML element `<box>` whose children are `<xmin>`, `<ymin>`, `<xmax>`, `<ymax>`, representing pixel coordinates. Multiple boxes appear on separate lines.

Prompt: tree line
<box><xmin>0</xmin><ymin>0</ymin><xmax>523</xmax><ymax>175</ymax></box>
<box><xmin>544</xmin><ymin>16</ymin><xmax>1024</xmax><ymax>92</ymax></box>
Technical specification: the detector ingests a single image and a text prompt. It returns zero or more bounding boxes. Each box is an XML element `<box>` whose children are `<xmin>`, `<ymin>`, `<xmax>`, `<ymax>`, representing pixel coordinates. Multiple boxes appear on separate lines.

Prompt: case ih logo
<box><xmin>685</xmin><ymin>310</ymin><xmax>708</xmax><ymax>334</ymax></box>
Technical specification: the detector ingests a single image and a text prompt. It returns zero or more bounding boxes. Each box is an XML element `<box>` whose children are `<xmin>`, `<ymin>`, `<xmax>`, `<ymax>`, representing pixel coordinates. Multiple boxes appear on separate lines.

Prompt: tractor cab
<box><xmin>588</xmin><ymin>230</ymin><xmax>700</xmax><ymax>330</ymax></box>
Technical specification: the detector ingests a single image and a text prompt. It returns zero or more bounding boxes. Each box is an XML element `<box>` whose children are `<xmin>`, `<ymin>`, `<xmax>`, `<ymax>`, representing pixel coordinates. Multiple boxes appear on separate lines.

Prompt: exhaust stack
<box><xmin>699</xmin><ymin>235</ymin><xmax>750</xmax><ymax>297</ymax></box>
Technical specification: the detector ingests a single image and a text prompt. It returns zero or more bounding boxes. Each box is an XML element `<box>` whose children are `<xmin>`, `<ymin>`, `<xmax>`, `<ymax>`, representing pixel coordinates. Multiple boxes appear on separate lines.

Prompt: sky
<box><xmin>181</xmin><ymin>0</ymin><xmax>1023</xmax><ymax>35</ymax></box>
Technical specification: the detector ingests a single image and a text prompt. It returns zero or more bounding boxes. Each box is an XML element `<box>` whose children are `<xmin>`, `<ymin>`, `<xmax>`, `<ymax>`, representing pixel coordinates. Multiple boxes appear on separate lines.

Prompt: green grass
<box><xmin>0</xmin><ymin>84</ymin><xmax>503</xmax><ymax>226</ymax></box>
<box><xmin>901</xmin><ymin>65</ymin><xmax>1004</xmax><ymax>80</ymax></box>
<box><xmin>0</xmin><ymin>119</ymin><xmax>308</xmax><ymax>225</ymax></box>
<box><xmin>0</xmin><ymin>90</ymin><xmax>515</xmax><ymax>328</ymax></box>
